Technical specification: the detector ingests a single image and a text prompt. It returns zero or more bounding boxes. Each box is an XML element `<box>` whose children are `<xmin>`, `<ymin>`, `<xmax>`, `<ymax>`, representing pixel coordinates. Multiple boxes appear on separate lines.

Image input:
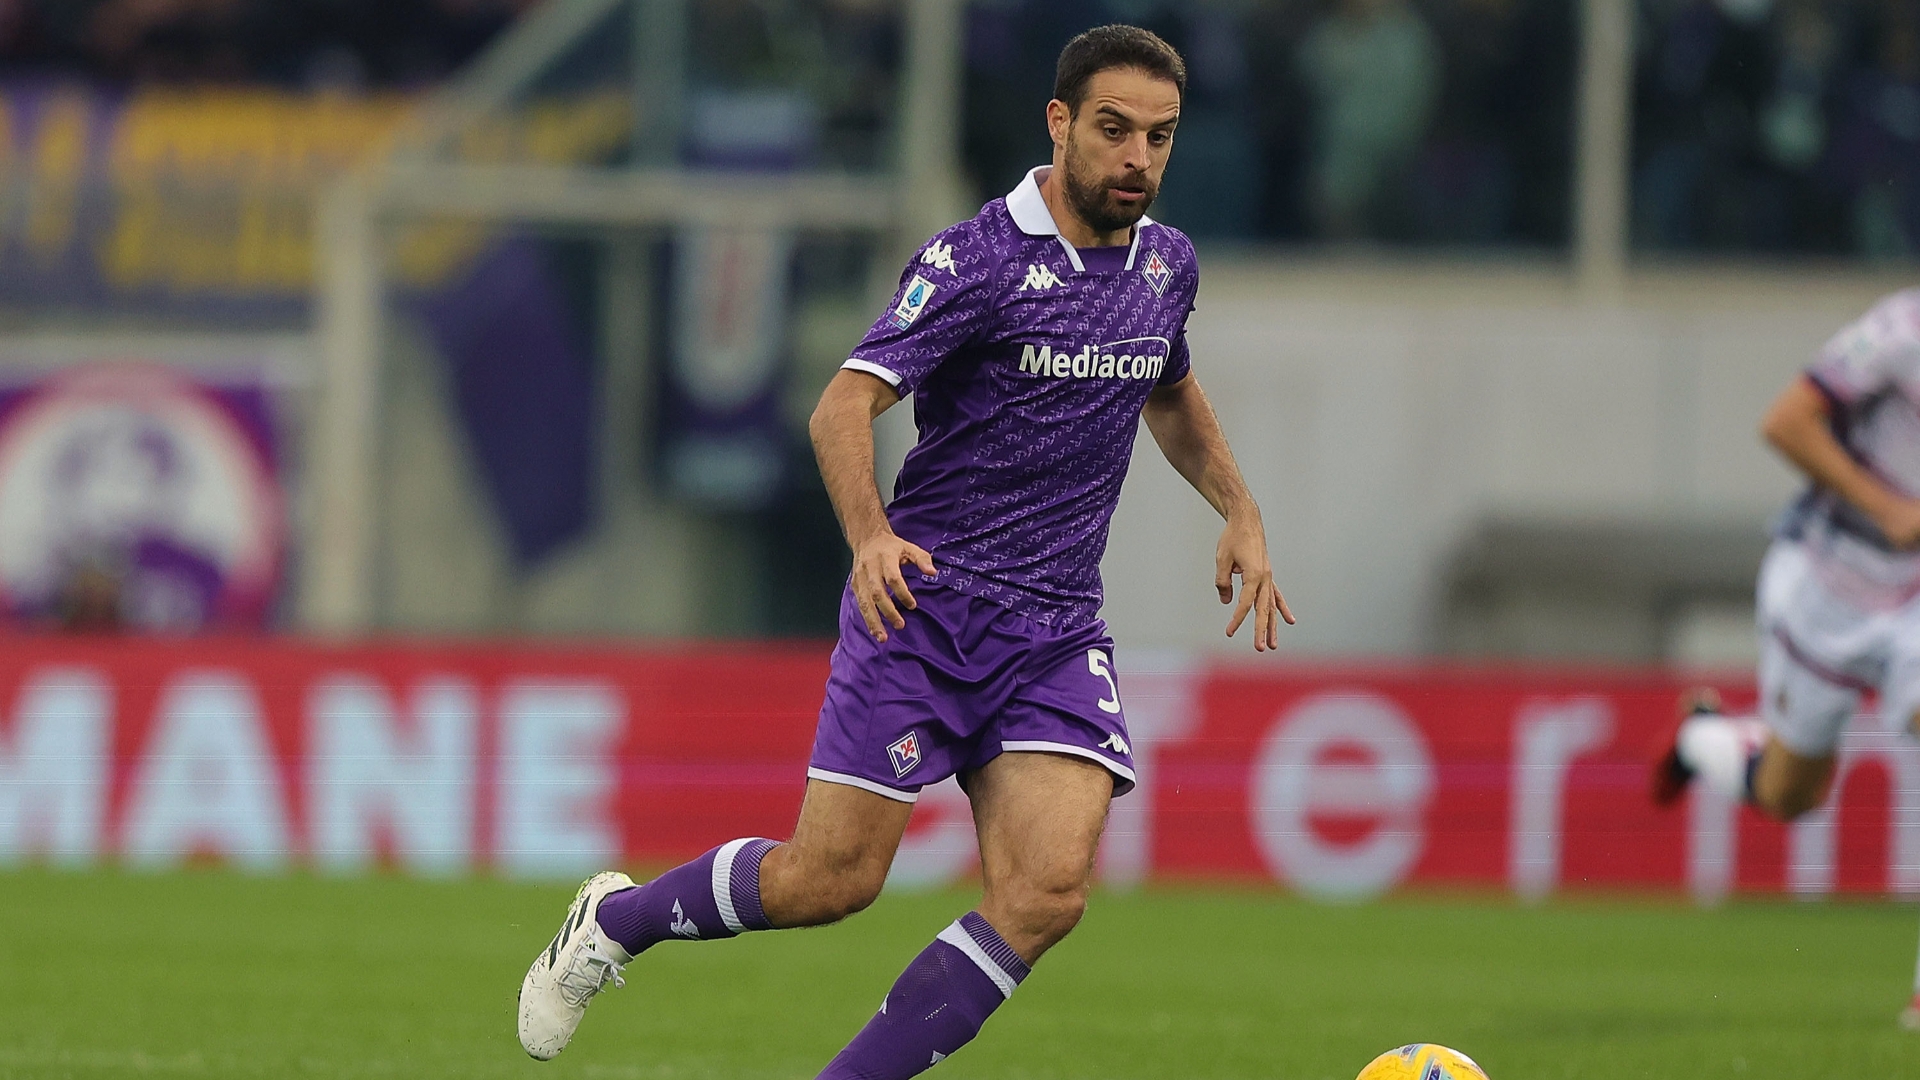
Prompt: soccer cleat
<box><xmin>1902</xmin><ymin>993</ymin><xmax>1920</xmax><ymax>1031</ymax></box>
<box><xmin>518</xmin><ymin>871</ymin><xmax>637</xmax><ymax>1060</ymax></box>
<box><xmin>1650</xmin><ymin>687</ymin><xmax>1722</xmax><ymax>807</ymax></box>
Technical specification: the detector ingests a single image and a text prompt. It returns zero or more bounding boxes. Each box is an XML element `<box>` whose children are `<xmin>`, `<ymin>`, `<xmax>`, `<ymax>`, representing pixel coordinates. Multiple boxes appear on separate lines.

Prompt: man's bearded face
<box><xmin>1060</xmin><ymin>122</ymin><xmax>1159</xmax><ymax>235</ymax></box>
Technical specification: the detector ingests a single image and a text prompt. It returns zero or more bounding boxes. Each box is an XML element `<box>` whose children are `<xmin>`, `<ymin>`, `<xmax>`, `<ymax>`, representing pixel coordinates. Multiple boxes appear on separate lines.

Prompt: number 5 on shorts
<box><xmin>1087</xmin><ymin>649</ymin><xmax>1122</xmax><ymax>714</ymax></box>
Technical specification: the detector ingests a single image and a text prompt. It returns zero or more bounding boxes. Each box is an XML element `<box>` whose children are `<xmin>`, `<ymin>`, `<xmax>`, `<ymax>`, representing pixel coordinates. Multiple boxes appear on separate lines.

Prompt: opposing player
<box><xmin>516</xmin><ymin>24</ymin><xmax>1292</xmax><ymax>1073</ymax></box>
<box><xmin>1649</xmin><ymin>287</ymin><xmax>1920</xmax><ymax>1025</ymax></box>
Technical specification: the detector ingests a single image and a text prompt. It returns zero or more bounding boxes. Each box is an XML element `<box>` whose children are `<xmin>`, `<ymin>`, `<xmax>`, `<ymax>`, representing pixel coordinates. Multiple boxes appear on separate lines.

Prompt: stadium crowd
<box><xmin>1636</xmin><ymin>0</ymin><xmax>1920</xmax><ymax>258</ymax></box>
<box><xmin>0</xmin><ymin>0</ymin><xmax>1915</xmax><ymax>257</ymax></box>
<box><xmin>0</xmin><ymin>0</ymin><xmax>535</xmax><ymax>88</ymax></box>
<box><xmin>968</xmin><ymin>0</ymin><xmax>1576</xmax><ymax>246</ymax></box>
<box><xmin>970</xmin><ymin>0</ymin><xmax>1920</xmax><ymax>258</ymax></box>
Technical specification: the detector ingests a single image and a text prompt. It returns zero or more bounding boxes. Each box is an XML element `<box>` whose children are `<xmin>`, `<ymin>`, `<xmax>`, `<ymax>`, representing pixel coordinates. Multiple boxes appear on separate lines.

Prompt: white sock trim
<box><xmin>936</xmin><ymin>920</ymin><xmax>1017</xmax><ymax>999</ymax></box>
<box><xmin>711</xmin><ymin>837</ymin><xmax>752</xmax><ymax>934</ymax></box>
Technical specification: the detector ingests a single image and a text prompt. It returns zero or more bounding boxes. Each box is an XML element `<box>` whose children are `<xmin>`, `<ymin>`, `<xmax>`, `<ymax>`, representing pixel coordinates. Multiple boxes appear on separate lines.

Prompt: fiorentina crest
<box><xmin>1141</xmin><ymin>249</ymin><xmax>1172</xmax><ymax>296</ymax></box>
<box><xmin>887</xmin><ymin>731</ymin><xmax>923</xmax><ymax>778</ymax></box>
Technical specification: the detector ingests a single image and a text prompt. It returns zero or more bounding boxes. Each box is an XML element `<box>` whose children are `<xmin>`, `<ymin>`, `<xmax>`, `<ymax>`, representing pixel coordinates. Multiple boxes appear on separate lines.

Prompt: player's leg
<box><xmin>814</xmin><ymin>751</ymin><xmax>1112</xmax><ymax>1080</ymax></box>
<box><xmin>1654</xmin><ymin>543</ymin><xmax>1860</xmax><ymax>821</ymax></box>
<box><xmin>969</xmin><ymin>750</ymin><xmax>1112</xmax><ymax>961</ymax></box>
<box><xmin>518</xmin><ymin>779</ymin><xmax>912</xmax><ymax>1060</ymax></box>
<box><xmin>597</xmin><ymin>777</ymin><xmax>914</xmax><ymax>948</ymax></box>
<box><xmin>1742</xmin><ymin>605</ymin><xmax>1866</xmax><ymax>819</ymax></box>
<box><xmin>521</xmin><ymin>575</ymin><xmax>951</xmax><ymax>1058</ymax></box>
<box><xmin>1656</xmin><ymin>643</ymin><xmax>1852</xmax><ymax>821</ymax></box>
<box><xmin>1651</xmin><ymin>687</ymin><xmax>1765</xmax><ymax>805</ymax></box>
<box><xmin>1875</xmin><ymin>633</ymin><xmax>1920</xmax><ymax>1029</ymax></box>
<box><xmin>1748</xmin><ymin>736</ymin><xmax>1839</xmax><ymax>820</ymax></box>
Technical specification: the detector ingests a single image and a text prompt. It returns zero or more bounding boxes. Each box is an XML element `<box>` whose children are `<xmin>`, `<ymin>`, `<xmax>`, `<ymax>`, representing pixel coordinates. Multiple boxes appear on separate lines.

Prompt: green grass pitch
<box><xmin>0</xmin><ymin>869</ymin><xmax>1914</xmax><ymax>1079</ymax></box>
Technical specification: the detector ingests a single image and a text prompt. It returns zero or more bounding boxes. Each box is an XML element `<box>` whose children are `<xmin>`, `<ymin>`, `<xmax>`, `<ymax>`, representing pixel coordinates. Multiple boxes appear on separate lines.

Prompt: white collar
<box><xmin>1005</xmin><ymin>165</ymin><xmax>1155</xmax><ymax>272</ymax></box>
<box><xmin>1006</xmin><ymin>166</ymin><xmax>1063</xmax><ymax>236</ymax></box>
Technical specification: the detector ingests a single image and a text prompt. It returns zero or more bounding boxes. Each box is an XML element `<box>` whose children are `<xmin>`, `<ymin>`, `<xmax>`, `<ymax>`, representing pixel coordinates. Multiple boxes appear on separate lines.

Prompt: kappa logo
<box><xmin>1017</xmin><ymin>262</ymin><xmax>1064</xmax><ymax>292</ymax></box>
<box><xmin>919</xmin><ymin>241</ymin><xmax>958</xmax><ymax>274</ymax></box>
<box><xmin>1141</xmin><ymin>249</ymin><xmax>1172</xmax><ymax>296</ymax></box>
<box><xmin>890</xmin><ymin>275</ymin><xmax>937</xmax><ymax>329</ymax></box>
<box><xmin>887</xmin><ymin>731</ymin><xmax>923</xmax><ymax>778</ymax></box>
<box><xmin>1099</xmin><ymin>732</ymin><xmax>1130</xmax><ymax>756</ymax></box>
<box><xmin>669</xmin><ymin>899</ymin><xmax>700</xmax><ymax>939</ymax></box>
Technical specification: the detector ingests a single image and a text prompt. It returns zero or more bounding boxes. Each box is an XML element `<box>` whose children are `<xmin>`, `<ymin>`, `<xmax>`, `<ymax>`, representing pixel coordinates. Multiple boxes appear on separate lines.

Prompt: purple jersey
<box><xmin>844</xmin><ymin>166</ymin><xmax>1199</xmax><ymax>628</ymax></box>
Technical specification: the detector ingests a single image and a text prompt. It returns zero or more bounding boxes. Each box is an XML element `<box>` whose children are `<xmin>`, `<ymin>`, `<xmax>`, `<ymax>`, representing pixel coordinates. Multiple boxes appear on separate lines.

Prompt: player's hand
<box><xmin>1216</xmin><ymin>513</ymin><xmax>1294</xmax><ymax>652</ymax></box>
<box><xmin>1875</xmin><ymin>497</ymin><xmax>1920</xmax><ymax>549</ymax></box>
<box><xmin>851</xmin><ymin>532</ymin><xmax>937</xmax><ymax>643</ymax></box>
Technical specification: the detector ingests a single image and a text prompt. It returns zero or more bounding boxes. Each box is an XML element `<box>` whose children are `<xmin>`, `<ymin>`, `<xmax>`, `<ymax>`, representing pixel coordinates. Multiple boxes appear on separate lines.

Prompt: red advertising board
<box><xmin>1158</xmin><ymin>668</ymin><xmax>1912</xmax><ymax>899</ymax></box>
<box><xmin>0</xmin><ymin>638</ymin><xmax>1911</xmax><ymax>900</ymax></box>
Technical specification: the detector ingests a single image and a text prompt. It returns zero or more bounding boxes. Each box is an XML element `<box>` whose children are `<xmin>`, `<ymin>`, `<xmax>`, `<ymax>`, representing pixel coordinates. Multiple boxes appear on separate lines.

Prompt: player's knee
<box><xmin>809</xmin><ymin>854</ymin><xmax>889</xmax><ymax>922</ymax></box>
<box><xmin>1009</xmin><ymin>884</ymin><xmax>1088</xmax><ymax>947</ymax></box>
<box><xmin>777</xmin><ymin>843</ymin><xmax>890</xmax><ymax>924</ymax></box>
<box><xmin>1759</xmin><ymin>784</ymin><xmax>1826</xmax><ymax>822</ymax></box>
<box><xmin>1048</xmin><ymin>889</ymin><xmax>1089</xmax><ymax>939</ymax></box>
<box><xmin>1752</xmin><ymin>770</ymin><xmax>1830</xmax><ymax>822</ymax></box>
<box><xmin>1752</xmin><ymin>751</ymin><xmax>1836</xmax><ymax>822</ymax></box>
<box><xmin>828</xmin><ymin>867</ymin><xmax>888</xmax><ymax>920</ymax></box>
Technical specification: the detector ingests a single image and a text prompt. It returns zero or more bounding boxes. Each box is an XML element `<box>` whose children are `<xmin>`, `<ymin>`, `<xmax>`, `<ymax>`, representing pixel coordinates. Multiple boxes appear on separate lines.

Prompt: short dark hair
<box><xmin>1052</xmin><ymin>25</ymin><xmax>1186</xmax><ymax>115</ymax></box>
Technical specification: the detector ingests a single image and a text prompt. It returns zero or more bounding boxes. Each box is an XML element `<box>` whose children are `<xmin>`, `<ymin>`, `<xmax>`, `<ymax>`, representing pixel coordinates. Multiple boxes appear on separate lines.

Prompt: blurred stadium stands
<box><xmin>0</xmin><ymin>0</ymin><xmax>534</xmax><ymax>88</ymax></box>
<box><xmin>0</xmin><ymin>0</ymin><xmax>1910</xmax><ymax>664</ymax></box>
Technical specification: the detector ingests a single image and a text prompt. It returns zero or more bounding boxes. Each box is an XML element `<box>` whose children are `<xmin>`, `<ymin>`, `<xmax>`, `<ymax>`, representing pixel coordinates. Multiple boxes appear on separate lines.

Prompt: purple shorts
<box><xmin>808</xmin><ymin>580</ymin><xmax>1137</xmax><ymax>802</ymax></box>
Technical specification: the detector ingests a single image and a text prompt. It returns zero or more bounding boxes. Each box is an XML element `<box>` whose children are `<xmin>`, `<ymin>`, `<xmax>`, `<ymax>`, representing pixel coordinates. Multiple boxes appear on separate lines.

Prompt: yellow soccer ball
<box><xmin>1354</xmin><ymin>1043</ymin><xmax>1489</xmax><ymax>1080</ymax></box>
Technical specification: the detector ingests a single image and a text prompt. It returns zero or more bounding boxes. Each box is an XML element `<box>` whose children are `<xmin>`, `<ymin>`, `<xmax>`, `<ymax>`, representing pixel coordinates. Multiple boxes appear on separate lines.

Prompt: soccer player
<box><xmin>517</xmin><ymin>23</ymin><xmax>1291</xmax><ymax>1073</ymax></box>
<box><xmin>1649</xmin><ymin>287</ymin><xmax>1920</xmax><ymax>1025</ymax></box>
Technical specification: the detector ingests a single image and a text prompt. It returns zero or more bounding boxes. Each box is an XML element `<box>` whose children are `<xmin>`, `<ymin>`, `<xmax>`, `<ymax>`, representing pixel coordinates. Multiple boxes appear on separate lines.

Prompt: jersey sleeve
<box><xmin>845</xmin><ymin>227</ymin><xmax>996</xmax><ymax>395</ymax></box>
<box><xmin>1807</xmin><ymin>293</ymin><xmax>1920</xmax><ymax>405</ymax></box>
<box><xmin>1155</xmin><ymin>252</ymin><xmax>1199</xmax><ymax>386</ymax></box>
<box><xmin>1158</xmin><ymin>332</ymin><xmax>1192</xmax><ymax>386</ymax></box>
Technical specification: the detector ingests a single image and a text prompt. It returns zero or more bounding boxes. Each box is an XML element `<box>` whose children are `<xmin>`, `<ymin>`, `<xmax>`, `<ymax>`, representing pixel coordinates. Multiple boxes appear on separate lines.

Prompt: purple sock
<box><xmin>595</xmin><ymin>837</ymin><xmax>779</xmax><ymax>954</ymax></box>
<box><xmin>816</xmin><ymin>912</ymin><xmax>1030</xmax><ymax>1080</ymax></box>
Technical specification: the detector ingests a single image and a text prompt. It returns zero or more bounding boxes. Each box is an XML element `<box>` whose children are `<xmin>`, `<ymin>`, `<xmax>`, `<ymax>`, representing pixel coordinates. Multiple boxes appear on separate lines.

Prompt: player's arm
<box><xmin>1141</xmin><ymin>372</ymin><xmax>1295</xmax><ymax>650</ymax></box>
<box><xmin>809</xmin><ymin>369</ymin><xmax>938</xmax><ymax>643</ymax></box>
<box><xmin>1761</xmin><ymin>374</ymin><xmax>1920</xmax><ymax>547</ymax></box>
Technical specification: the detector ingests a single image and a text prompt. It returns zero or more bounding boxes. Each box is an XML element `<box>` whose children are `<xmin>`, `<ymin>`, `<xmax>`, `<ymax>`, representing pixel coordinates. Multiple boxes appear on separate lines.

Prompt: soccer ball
<box><xmin>1354</xmin><ymin>1043</ymin><xmax>1489</xmax><ymax>1080</ymax></box>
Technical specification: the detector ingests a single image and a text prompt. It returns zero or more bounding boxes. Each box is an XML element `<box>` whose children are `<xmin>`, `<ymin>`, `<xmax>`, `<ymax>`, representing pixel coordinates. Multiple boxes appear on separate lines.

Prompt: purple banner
<box><xmin>0</xmin><ymin>362</ymin><xmax>285</xmax><ymax>632</ymax></box>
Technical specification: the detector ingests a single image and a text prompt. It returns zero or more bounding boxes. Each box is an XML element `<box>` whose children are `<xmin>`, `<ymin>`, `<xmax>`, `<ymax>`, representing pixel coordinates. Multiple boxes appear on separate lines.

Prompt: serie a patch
<box><xmin>890</xmin><ymin>275</ymin><xmax>937</xmax><ymax>329</ymax></box>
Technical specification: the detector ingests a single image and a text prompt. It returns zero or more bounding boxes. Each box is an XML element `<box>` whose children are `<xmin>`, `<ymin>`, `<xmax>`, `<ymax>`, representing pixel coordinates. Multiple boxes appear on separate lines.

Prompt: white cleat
<box><xmin>518</xmin><ymin>871</ymin><xmax>637</xmax><ymax>1060</ymax></box>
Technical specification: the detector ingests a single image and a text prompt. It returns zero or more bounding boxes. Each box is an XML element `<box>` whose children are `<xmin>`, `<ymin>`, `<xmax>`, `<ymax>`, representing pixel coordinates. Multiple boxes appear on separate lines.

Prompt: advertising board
<box><xmin>0</xmin><ymin>640</ymin><xmax>1911</xmax><ymax>900</ymax></box>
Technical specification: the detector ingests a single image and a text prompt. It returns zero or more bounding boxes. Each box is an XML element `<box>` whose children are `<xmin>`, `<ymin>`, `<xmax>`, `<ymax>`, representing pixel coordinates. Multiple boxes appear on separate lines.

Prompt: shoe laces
<box><xmin>556</xmin><ymin>935</ymin><xmax>627</xmax><ymax>1008</ymax></box>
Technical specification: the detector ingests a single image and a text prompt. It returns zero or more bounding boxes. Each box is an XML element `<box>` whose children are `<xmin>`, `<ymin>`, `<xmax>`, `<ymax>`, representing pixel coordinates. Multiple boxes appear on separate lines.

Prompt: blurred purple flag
<box><xmin>415</xmin><ymin>237</ymin><xmax>595</xmax><ymax>566</ymax></box>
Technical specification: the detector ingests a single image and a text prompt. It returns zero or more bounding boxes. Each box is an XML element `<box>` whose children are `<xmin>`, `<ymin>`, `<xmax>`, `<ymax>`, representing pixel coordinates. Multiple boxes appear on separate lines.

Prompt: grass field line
<box><xmin>0</xmin><ymin>1049</ymin><xmax>236</xmax><ymax>1076</ymax></box>
<box><xmin>4</xmin><ymin>871</ymin><xmax>1919</xmax><ymax>1078</ymax></box>
<box><xmin>0</xmin><ymin>1046</ymin><xmax>693</xmax><ymax>1079</ymax></box>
